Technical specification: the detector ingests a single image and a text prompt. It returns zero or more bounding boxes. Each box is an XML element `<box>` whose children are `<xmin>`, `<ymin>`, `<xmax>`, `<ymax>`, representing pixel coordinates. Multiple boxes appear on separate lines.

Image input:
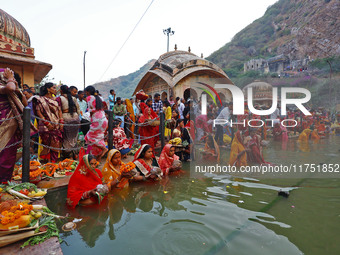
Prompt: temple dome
<box><xmin>134</xmin><ymin>50</ymin><xmax>233</xmax><ymax>94</ymax></box>
<box><xmin>0</xmin><ymin>9</ymin><xmax>31</xmax><ymax>47</ymax></box>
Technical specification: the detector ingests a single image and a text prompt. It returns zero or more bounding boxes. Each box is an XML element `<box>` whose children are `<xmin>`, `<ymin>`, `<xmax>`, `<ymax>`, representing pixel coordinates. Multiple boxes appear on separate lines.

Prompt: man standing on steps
<box><xmin>113</xmin><ymin>97</ymin><xmax>126</xmax><ymax>128</ymax></box>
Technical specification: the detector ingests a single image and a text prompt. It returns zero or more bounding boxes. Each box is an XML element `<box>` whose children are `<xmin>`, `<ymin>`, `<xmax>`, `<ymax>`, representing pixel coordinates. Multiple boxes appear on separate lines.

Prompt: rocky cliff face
<box><xmin>276</xmin><ymin>0</ymin><xmax>339</xmax><ymax>59</ymax></box>
<box><xmin>208</xmin><ymin>0</ymin><xmax>340</xmax><ymax>71</ymax></box>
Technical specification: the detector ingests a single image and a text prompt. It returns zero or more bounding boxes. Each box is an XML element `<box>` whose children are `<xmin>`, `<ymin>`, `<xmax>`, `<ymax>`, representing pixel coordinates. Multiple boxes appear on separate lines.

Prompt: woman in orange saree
<box><xmin>102</xmin><ymin>149</ymin><xmax>137</xmax><ymax>189</ymax></box>
<box><xmin>229</xmin><ymin>131</ymin><xmax>247</xmax><ymax>167</ymax></box>
<box><xmin>311</xmin><ymin>129</ymin><xmax>320</xmax><ymax>141</ymax></box>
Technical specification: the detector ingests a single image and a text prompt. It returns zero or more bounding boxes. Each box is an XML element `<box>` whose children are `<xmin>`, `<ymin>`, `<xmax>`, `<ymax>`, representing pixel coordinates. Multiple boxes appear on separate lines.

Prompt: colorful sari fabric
<box><xmin>317</xmin><ymin>123</ymin><xmax>326</xmax><ymax>137</ymax></box>
<box><xmin>85</xmin><ymin>95</ymin><xmax>108</xmax><ymax>156</ymax></box>
<box><xmin>185</xmin><ymin>120</ymin><xmax>195</xmax><ymax>142</ymax></box>
<box><xmin>165</xmin><ymin>106</ymin><xmax>172</xmax><ymax>137</ymax></box>
<box><xmin>203</xmin><ymin>136</ymin><xmax>220</xmax><ymax>162</ymax></box>
<box><xmin>311</xmin><ymin>129</ymin><xmax>320</xmax><ymax>141</ymax></box>
<box><xmin>112</xmin><ymin>126</ymin><xmax>132</xmax><ymax>154</ymax></box>
<box><xmin>298</xmin><ymin>129</ymin><xmax>311</xmax><ymax>142</ymax></box>
<box><xmin>60</xmin><ymin>95</ymin><xmax>80</xmax><ymax>153</ymax></box>
<box><xmin>67</xmin><ymin>149</ymin><xmax>105</xmax><ymax>208</ymax></box>
<box><xmin>138</xmin><ymin>108</ymin><xmax>158</xmax><ymax>150</ymax></box>
<box><xmin>236</xmin><ymin>114</ymin><xmax>249</xmax><ymax>131</ymax></box>
<box><xmin>246</xmin><ymin>134</ymin><xmax>270</xmax><ymax>165</ymax></box>
<box><xmin>159</xmin><ymin>144</ymin><xmax>179</xmax><ymax>175</ymax></box>
<box><xmin>102</xmin><ymin>149</ymin><xmax>131</xmax><ymax>189</ymax></box>
<box><xmin>133</xmin><ymin>144</ymin><xmax>159</xmax><ymax>177</ymax></box>
<box><xmin>0</xmin><ymin>90</ymin><xmax>26</xmax><ymax>181</ymax></box>
<box><xmin>195</xmin><ymin>114</ymin><xmax>211</xmax><ymax>141</ymax></box>
<box><xmin>229</xmin><ymin>131</ymin><xmax>247</xmax><ymax>167</ymax></box>
<box><xmin>33</xmin><ymin>96</ymin><xmax>62</xmax><ymax>162</ymax></box>
<box><xmin>125</xmin><ymin>99</ymin><xmax>135</xmax><ymax>138</ymax></box>
<box><xmin>273</xmin><ymin>123</ymin><xmax>288</xmax><ymax>141</ymax></box>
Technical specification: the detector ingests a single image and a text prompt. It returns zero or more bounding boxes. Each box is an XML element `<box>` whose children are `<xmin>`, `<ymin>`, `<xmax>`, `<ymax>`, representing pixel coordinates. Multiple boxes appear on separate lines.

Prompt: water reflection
<box><xmin>45</xmin><ymin>136</ymin><xmax>340</xmax><ymax>255</ymax></box>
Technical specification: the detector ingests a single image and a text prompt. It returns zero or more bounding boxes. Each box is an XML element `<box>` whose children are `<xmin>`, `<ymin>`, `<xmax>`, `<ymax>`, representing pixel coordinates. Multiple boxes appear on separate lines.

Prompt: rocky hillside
<box><xmin>91</xmin><ymin>59</ymin><xmax>156</xmax><ymax>100</ymax></box>
<box><xmin>207</xmin><ymin>0</ymin><xmax>340</xmax><ymax>75</ymax></box>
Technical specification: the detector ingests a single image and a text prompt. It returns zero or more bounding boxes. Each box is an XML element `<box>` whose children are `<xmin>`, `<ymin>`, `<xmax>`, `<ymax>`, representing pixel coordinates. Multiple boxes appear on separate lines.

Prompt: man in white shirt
<box><xmin>77</xmin><ymin>90</ymin><xmax>87</xmax><ymax>116</ymax></box>
<box><xmin>270</xmin><ymin>106</ymin><xmax>280</xmax><ymax>120</ymax></box>
<box><xmin>177</xmin><ymin>97</ymin><xmax>185</xmax><ymax>119</ymax></box>
<box><xmin>77</xmin><ymin>90</ymin><xmax>90</xmax><ymax>136</ymax></box>
<box><xmin>215</xmin><ymin>102</ymin><xmax>231</xmax><ymax>145</ymax></box>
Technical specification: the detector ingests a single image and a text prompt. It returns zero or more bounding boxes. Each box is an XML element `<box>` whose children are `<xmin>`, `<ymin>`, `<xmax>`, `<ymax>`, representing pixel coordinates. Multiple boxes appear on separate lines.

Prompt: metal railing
<box><xmin>3</xmin><ymin>107</ymin><xmax>166</xmax><ymax>183</ymax></box>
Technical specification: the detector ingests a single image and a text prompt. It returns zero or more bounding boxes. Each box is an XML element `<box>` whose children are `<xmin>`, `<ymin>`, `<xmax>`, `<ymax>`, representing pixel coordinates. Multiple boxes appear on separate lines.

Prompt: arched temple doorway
<box><xmin>161</xmin><ymin>91</ymin><xmax>168</xmax><ymax>101</ymax></box>
<box><xmin>183</xmin><ymin>88</ymin><xmax>198</xmax><ymax>101</ymax></box>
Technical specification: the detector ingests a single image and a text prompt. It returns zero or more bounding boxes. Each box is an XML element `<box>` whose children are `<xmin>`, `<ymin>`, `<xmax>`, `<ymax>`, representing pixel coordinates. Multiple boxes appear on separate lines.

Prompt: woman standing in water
<box><xmin>84</xmin><ymin>86</ymin><xmax>108</xmax><ymax>162</ymax></box>
<box><xmin>229</xmin><ymin>130</ymin><xmax>248</xmax><ymax>167</ymax></box>
<box><xmin>33</xmin><ymin>82</ymin><xmax>63</xmax><ymax>163</ymax></box>
<box><xmin>102</xmin><ymin>149</ymin><xmax>143</xmax><ymax>189</ymax></box>
<box><xmin>133</xmin><ymin>144</ymin><xmax>161</xmax><ymax>180</ymax></box>
<box><xmin>67</xmin><ymin>148</ymin><xmax>108</xmax><ymax>208</ymax></box>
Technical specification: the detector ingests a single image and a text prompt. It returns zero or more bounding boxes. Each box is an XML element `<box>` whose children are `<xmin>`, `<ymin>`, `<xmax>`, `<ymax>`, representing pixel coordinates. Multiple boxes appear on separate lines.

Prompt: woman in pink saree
<box><xmin>159</xmin><ymin>144</ymin><xmax>181</xmax><ymax>175</ymax></box>
<box><xmin>84</xmin><ymin>86</ymin><xmax>108</xmax><ymax>162</ymax></box>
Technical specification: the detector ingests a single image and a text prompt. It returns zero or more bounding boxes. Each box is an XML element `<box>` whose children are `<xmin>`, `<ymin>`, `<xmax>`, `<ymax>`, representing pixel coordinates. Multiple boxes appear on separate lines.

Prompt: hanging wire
<box><xmin>0</xmin><ymin>114</ymin><xmax>23</xmax><ymax>123</ymax></box>
<box><xmin>0</xmin><ymin>140</ymin><xmax>23</xmax><ymax>152</ymax></box>
<box><xmin>97</xmin><ymin>0</ymin><xmax>155</xmax><ymax>82</ymax></box>
<box><xmin>32</xmin><ymin>115</ymin><xmax>91</xmax><ymax>126</ymax></box>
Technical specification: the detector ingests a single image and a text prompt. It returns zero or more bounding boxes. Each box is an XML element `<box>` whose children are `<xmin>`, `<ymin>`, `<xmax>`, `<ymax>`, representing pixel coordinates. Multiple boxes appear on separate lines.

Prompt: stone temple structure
<box><xmin>0</xmin><ymin>9</ymin><xmax>52</xmax><ymax>86</ymax></box>
<box><xmin>133</xmin><ymin>50</ymin><xmax>235</xmax><ymax>105</ymax></box>
<box><xmin>243</xmin><ymin>80</ymin><xmax>275</xmax><ymax>107</ymax></box>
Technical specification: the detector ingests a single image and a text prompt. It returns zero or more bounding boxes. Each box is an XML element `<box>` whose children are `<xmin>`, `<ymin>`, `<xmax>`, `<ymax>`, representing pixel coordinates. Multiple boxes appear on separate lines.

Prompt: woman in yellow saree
<box><xmin>298</xmin><ymin>129</ymin><xmax>312</xmax><ymax>142</ymax></box>
<box><xmin>102</xmin><ymin>149</ymin><xmax>141</xmax><ymax>190</ymax></box>
<box><xmin>125</xmin><ymin>99</ymin><xmax>135</xmax><ymax>139</ymax></box>
<box><xmin>164</xmin><ymin>101</ymin><xmax>172</xmax><ymax>139</ymax></box>
<box><xmin>229</xmin><ymin>131</ymin><xmax>247</xmax><ymax>167</ymax></box>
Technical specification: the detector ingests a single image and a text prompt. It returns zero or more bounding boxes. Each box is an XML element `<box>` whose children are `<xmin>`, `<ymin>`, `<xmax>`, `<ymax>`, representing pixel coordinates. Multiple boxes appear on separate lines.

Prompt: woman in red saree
<box><xmin>33</xmin><ymin>83</ymin><xmax>63</xmax><ymax>163</ymax></box>
<box><xmin>273</xmin><ymin>121</ymin><xmax>288</xmax><ymax>141</ymax></box>
<box><xmin>246</xmin><ymin>128</ymin><xmax>271</xmax><ymax>165</ymax></box>
<box><xmin>317</xmin><ymin>122</ymin><xmax>326</xmax><ymax>137</ymax></box>
<box><xmin>67</xmin><ymin>149</ymin><xmax>108</xmax><ymax>208</ymax></box>
<box><xmin>203</xmin><ymin>134</ymin><xmax>220</xmax><ymax>162</ymax></box>
<box><xmin>159</xmin><ymin>144</ymin><xmax>181</xmax><ymax>175</ymax></box>
<box><xmin>184</xmin><ymin>112</ymin><xmax>195</xmax><ymax>142</ymax></box>
<box><xmin>138</xmin><ymin>107</ymin><xmax>158</xmax><ymax>150</ymax></box>
<box><xmin>0</xmin><ymin>68</ymin><xmax>32</xmax><ymax>181</ymax></box>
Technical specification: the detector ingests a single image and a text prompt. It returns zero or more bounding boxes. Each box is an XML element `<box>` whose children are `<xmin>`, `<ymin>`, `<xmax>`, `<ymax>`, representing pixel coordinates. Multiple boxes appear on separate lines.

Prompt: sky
<box><xmin>2</xmin><ymin>0</ymin><xmax>277</xmax><ymax>88</ymax></box>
